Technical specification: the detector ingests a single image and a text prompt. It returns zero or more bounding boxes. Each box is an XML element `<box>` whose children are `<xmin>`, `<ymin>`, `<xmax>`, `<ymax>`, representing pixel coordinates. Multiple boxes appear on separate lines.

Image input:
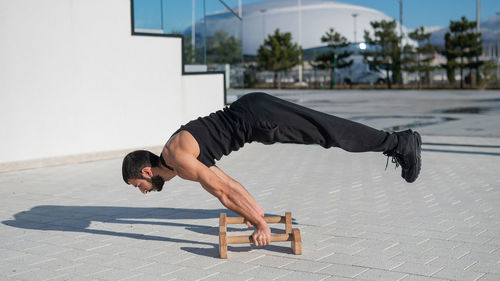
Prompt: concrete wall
<box><xmin>0</xmin><ymin>0</ymin><xmax>224</xmax><ymax>166</ymax></box>
<box><xmin>182</xmin><ymin>74</ymin><xmax>225</xmax><ymax>124</ymax></box>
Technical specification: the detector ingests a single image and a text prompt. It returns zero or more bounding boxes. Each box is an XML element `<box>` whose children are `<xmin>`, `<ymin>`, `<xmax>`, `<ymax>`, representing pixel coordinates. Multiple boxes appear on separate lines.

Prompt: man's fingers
<box><xmin>245</xmin><ymin>219</ymin><xmax>252</xmax><ymax>227</ymax></box>
<box><xmin>251</xmin><ymin>235</ymin><xmax>268</xmax><ymax>247</ymax></box>
<box><xmin>251</xmin><ymin>235</ymin><xmax>259</xmax><ymax>247</ymax></box>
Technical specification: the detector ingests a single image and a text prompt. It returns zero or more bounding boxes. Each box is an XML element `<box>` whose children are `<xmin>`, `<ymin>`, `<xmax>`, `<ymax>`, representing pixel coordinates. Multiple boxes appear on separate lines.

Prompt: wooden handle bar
<box><xmin>225</xmin><ymin>212</ymin><xmax>291</xmax><ymax>225</ymax></box>
<box><xmin>227</xmin><ymin>233</ymin><xmax>292</xmax><ymax>244</ymax></box>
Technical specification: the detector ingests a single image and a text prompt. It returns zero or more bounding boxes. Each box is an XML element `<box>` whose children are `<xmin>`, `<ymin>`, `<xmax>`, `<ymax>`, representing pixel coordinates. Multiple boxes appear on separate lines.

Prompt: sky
<box><xmin>134</xmin><ymin>0</ymin><xmax>500</xmax><ymax>31</ymax></box>
<box><xmin>246</xmin><ymin>0</ymin><xmax>500</xmax><ymax>29</ymax></box>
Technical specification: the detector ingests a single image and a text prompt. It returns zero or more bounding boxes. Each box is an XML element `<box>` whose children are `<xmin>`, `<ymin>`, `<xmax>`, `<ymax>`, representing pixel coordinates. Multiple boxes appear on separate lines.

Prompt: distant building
<box><xmin>191</xmin><ymin>0</ymin><xmax>414</xmax><ymax>56</ymax></box>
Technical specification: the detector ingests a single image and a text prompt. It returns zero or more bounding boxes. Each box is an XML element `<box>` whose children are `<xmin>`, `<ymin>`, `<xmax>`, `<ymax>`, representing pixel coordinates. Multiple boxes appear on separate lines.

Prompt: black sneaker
<box><xmin>384</xmin><ymin>129</ymin><xmax>422</xmax><ymax>183</ymax></box>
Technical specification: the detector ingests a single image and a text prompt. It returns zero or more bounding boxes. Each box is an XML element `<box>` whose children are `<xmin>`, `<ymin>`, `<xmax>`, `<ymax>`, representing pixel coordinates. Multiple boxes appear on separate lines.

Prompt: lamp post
<box><xmin>260</xmin><ymin>9</ymin><xmax>267</xmax><ymax>43</ymax></box>
<box><xmin>352</xmin><ymin>13</ymin><xmax>358</xmax><ymax>43</ymax></box>
<box><xmin>191</xmin><ymin>0</ymin><xmax>196</xmax><ymax>63</ymax></box>
<box><xmin>398</xmin><ymin>0</ymin><xmax>403</xmax><ymax>85</ymax></box>
<box><xmin>477</xmin><ymin>0</ymin><xmax>481</xmax><ymax>32</ymax></box>
<box><xmin>297</xmin><ymin>0</ymin><xmax>305</xmax><ymax>85</ymax></box>
<box><xmin>398</xmin><ymin>0</ymin><xmax>403</xmax><ymax>38</ymax></box>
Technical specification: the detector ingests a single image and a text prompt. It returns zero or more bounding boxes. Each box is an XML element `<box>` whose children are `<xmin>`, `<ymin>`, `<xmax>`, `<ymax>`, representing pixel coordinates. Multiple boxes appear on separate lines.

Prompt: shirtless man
<box><xmin>122</xmin><ymin>92</ymin><xmax>422</xmax><ymax>247</ymax></box>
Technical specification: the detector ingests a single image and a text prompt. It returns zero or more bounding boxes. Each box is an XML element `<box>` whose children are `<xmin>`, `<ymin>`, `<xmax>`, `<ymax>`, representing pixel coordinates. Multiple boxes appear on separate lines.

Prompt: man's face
<box><xmin>128</xmin><ymin>175</ymin><xmax>164</xmax><ymax>194</ymax></box>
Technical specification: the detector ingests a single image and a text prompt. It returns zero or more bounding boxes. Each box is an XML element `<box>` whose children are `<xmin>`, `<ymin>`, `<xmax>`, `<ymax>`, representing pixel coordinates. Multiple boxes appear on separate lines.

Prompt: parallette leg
<box><xmin>219</xmin><ymin>213</ymin><xmax>228</xmax><ymax>259</ymax></box>
<box><xmin>291</xmin><ymin>228</ymin><xmax>302</xmax><ymax>255</ymax></box>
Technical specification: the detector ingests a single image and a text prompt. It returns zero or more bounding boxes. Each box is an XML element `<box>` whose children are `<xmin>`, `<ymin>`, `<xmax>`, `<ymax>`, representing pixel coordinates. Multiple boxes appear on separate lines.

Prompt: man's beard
<box><xmin>145</xmin><ymin>175</ymin><xmax>165</xmax><ymax>192</ymax></box>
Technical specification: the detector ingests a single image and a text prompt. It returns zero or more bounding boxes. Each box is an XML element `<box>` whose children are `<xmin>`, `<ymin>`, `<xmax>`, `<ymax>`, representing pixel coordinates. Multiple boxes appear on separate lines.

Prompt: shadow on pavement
<box><xmin>2</xmin><ymin>205</ymin><xmax>289</xmax><ymax>257</ymax></box>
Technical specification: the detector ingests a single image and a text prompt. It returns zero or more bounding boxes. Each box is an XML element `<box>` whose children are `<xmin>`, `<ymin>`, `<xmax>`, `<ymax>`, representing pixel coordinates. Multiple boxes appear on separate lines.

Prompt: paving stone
<box><xmin>432</xmin><ymin>266</ymin><xmax>486</xmax><ymax>281</ymax></box>
<box><xmin>246</xmin><ymin>255</ymin><xmax>297</xmax><ymax>268</ymax></box>
<box><xmin>87</xmin><ymin>268</ymin><xmax>143</xmax><ymax>281</ymax></box>
<box><xmin>131</xmin><ymin>261</ymin><xmax>185</xmax><ymax>276</ymax></box>
<box><xmin>281</xmin><ymin>259</ymin><xmax>332</xmax><ymax>273</ymax></box>
<box><xmin>356</xmin><ymin>268</ymin><xmax>409</xmax><ymax>281</ymax></box>
<box><xmin>317</xmin><ymin>263</ymin><xmax>369</xmax><ymax>278</ymax></box>
<box><xmin>199</xmin><ymin>272</ymin><xmax>254</xmax><ymax>281</ymax></box>
<box><xmin>163</xmin><ymin>267</ymin><xmax>219</xmax><ymax>280</ymax></box>
<box><xmin>275</xmin><ymin>270</ymin><xmax>330</xmax><ymax>280</ymax></box>
<box><xmin>9</xmin><ymin>268</ymin><xmax>69</xmax><ymax>281</ymax></box>
<box><xmin>206</xmin><ymin>261</ymin><xmax>258</xmax><ymax>274</ymax></box>
<box><xmin>234</xmin><ymin>265</ymin><xmax>290</xmax><ymax>280</ymax></box>
<box><xmin>392</xmin><ymin>262</ymin><xmax>445</xmax><ymax>277</ymax></box>
<box><xmin>477</xmin><ymin>273</ymin><xmax>500</xmax><ymax>281</ymax></box>
<box><xmin>400</xmin><ymin>274</ymin><xmax>450</xmax><ymax>281</ymax></box>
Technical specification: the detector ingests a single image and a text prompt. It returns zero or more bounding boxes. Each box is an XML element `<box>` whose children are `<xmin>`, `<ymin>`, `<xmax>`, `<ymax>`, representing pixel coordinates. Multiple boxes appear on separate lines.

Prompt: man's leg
<box><xmin>233</xmin><ymin>92</ymin><xmax>421</xmax><ymax>182</ymax></box>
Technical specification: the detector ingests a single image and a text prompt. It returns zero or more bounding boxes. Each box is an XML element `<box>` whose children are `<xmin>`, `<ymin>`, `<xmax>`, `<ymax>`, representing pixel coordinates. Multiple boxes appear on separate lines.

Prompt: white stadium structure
<box><xmin>199</xmin><ymin>0</ymin><xmax>414</xmax><ymax>55</ymax></box>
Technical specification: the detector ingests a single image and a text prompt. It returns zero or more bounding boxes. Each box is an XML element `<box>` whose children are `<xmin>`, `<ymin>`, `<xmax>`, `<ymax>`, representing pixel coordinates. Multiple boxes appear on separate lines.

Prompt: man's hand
<box><xmin>252</xmin><ymin>223</ymin><xmax>271</xmax><ymax>247</ymax></box>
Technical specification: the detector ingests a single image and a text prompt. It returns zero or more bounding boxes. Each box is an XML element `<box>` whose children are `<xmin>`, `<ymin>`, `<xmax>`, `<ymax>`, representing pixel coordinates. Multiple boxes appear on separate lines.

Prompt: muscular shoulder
<box><xmin>163</xmin><ymin>130</ymin><xmax>207</xmax><ymax>181</ymax></box>
<box><xmin>163</xmin><ymin>130</ymin><xmax>200</xmax><ymax>163</ymax></box>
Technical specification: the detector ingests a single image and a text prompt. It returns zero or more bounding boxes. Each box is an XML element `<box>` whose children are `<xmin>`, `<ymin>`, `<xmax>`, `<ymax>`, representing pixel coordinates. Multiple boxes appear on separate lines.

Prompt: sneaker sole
<box><xmin>404</xmin><ymin>131</ymin><xmax>422</xmax><ymax>183</ymax></box>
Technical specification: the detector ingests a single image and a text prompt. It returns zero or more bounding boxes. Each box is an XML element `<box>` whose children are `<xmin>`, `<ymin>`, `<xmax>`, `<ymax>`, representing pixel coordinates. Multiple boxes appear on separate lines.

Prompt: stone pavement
<box><xmin>1</xmin><ymin>90</ymin><xmax>500</xmax><ymax>281</ymax></box>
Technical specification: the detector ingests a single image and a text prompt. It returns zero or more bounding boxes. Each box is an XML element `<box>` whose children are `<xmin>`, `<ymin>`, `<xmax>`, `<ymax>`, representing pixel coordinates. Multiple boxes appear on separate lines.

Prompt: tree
<box><xmin>443</xmin><ymin>16</ymin><xmax>483</xmax><ymax>88</ymax></box>
<box><xmin>256</xmin><ymin>29</ymin><xmax>300</xmax><ymax>89</ymax></box>
<box><xmin>206</xmin><ymin>30</ymin><xmax>242</xmax><ymax>64</ymax></box>
<box><xmin>314</xmin><ymin>28</ymin><xmax>353</xmax><ymax>88</ymax></box>
<box><xmin>363</xmin><ymin>20</ymin><xmax>402</xmax><ymax>89</ymax></box>
<box><xmin>402</xmin><ymin>26</ymin><xmax>436</xmax><ymax>88</ymax></box>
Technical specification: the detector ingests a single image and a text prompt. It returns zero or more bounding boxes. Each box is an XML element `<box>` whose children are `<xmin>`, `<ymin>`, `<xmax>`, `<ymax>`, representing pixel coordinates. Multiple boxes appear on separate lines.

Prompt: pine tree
<box><xmin>206</xmin><ymin>30</ymin><xmax>242</xmax><ymax>64</ymax></box>
<box><xmin>363</xmin><ymin>20</ymin><xmax>402</xmax><ymax>89</ymax></box>
<box><xmin>403</xmin><ymin>27</ymin><xmax>436</xmax><ymax>88</ymax></box>
<box><xmin>256</xmin><ymin>29</ymin><xmax>300</xmax><ymax>89</ymax></box>
<box><xmin>443</xmin><ymin>16</ymin><xmax>483</xmax><ymax>88</ymax></box>
<box><xmin>314</xmin><ymin>28</ymin><xmax>353</xmax><ymax>88</ymax></box>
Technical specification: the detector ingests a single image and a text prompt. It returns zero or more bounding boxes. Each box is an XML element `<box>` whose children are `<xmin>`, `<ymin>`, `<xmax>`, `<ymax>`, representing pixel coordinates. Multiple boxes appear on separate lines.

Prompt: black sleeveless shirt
<box><xmin>166</xmin><ymin>92</ymin><xmax>301</xmax><ymax>167</ymax></box>
<box><xmin>170</xmin><ymin>101</ymin><xmax>254</xmax><ymax>167</ymax></box>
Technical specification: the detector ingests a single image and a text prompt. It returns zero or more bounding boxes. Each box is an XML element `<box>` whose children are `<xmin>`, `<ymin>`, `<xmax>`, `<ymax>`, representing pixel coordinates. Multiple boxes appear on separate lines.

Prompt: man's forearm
<box><xmin>209</xmin><ymin>166</ymin><xmax>265</xmax><ymax>218</ymax></box>
<box><xmin>228</xmin><ymin>181</ymin><xmax>264</xmax><ymax>217</ymax></box>
<box><xmin>221</xmin><ymin>187</ymin><xmax>267</xmax><ymax>228</ymax></box>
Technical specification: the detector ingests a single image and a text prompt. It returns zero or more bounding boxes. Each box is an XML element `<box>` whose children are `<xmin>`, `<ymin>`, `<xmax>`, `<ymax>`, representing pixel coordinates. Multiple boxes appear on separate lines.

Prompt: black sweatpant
<box><xmin>231</xmin><ymin>92</ymin><xmax>397</xmax><ymax>153</ymax></box>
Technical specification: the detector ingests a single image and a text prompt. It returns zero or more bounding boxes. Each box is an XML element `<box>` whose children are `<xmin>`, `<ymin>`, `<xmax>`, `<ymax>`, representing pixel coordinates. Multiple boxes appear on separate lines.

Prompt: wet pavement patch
<box><xmin>434</xmin><ymin>106</ymin><xmax>500</xmax><ymax>114</ymax></box>
<box><xmin>350</xmin><ymin>115</ymin><xmax>458</xmax><ymax>131</ymax></box>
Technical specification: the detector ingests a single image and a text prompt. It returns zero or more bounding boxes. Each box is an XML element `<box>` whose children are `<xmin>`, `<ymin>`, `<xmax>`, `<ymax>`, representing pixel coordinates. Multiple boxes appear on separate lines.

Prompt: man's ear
<box><xmin>141</xmin><ymin>167</ymin><xmax>153</xmax><ymax>178</ymax></box>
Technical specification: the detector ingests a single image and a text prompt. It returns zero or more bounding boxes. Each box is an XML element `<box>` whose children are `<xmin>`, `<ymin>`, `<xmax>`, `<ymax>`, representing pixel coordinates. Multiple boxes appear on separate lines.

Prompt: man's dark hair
<box><xmin>122</xmin><ymin>150</ymin><xmax>160</xmax><ymax>184</ymax></box>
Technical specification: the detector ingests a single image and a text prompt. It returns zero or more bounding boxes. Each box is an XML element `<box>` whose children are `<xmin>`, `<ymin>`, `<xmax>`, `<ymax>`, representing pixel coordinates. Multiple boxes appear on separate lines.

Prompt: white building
<box><xmin>200</xmin><ymin>0</ymin><xmax>414</xmax><ymax>55</ymax></box>
<box><xmin>0</xmin><ymin>0</ymin><xmax>224</xmax><ymax>170</ymax></box>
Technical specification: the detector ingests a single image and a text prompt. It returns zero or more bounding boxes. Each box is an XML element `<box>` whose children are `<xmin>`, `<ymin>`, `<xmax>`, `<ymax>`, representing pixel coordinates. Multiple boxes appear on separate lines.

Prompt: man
<box><xmin>122</xmin><ymin>92</ymin><xmax>421</xmax><ymax>247</ymax></box>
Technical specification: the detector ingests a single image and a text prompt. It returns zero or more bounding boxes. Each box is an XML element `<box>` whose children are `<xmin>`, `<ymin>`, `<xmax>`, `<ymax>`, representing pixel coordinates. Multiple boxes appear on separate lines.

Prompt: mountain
<box><xmin>427</xmin><ymin>14</ymin><xmax>499</xmax><ymax>48</ymax></box>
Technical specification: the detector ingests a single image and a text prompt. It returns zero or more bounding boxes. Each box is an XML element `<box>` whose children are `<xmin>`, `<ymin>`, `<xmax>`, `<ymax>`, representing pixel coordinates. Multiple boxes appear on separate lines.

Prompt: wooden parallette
<box><xmin>218</xmin><ymin>212</ymin><xmax>302</xmax><ymax>259</ymax></box>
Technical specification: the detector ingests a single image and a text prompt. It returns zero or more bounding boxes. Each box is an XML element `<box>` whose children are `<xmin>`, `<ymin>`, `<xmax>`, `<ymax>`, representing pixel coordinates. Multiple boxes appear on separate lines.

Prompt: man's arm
<box><xmin>209</xmin><ymin>166</ymin><xmax>264</xmax><ymax>226</ymax></box>
<box><xmin>171</xmin><ymin>152</ymin><xmax>271</xmax><ymax>246</ymax></box>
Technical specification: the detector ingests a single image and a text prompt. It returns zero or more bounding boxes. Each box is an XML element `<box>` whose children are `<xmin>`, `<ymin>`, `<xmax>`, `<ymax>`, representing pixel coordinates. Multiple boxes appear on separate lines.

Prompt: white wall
<box><xmin>182</xmin><ymin>74</ymin><xmax>225</xmax><ymax>124</ymax></box>
<box><xmin>0</xmin><ymin>0</ymin><xmax>224</xmax><ymax>165</ymax></box>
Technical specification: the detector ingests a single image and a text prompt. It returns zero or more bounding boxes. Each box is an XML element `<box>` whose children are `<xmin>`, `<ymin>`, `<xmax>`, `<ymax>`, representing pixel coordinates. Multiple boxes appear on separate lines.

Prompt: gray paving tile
<box><xmin>246</xmin><ymin>255</ymin><xmax>297</xmax><ymax>268</ymax></box>
<box><xmin>9</xmin><ymin>268</ymin><xmax>69</xmax><ymax>281</ymax></box>
<box><xmin>163</xmin><ymin>267</ymin><xmax>218</xmax><ymax>280</ymax></box>
<box><xmin>234</xmin><ymin>265</ymin><xmax>290</xmax><ymax>280</ymax></box>
<box><xmin>275</xmin><ymin>270</ymin><xmax>330</xmax><ymax>281</ymax></box>
<box><xmin>356</xmin><ymin>268</ymin><xmax>408</xmax><ymax>281</ymax></box>
<box><xmin>200</xmin><ymin>272</ymin><xmax>254</xmax><ymax>281</ymax></box>
<box><xmin>281</xmin><ymin>259</ymin><xmax>331</xmax><ymax>273</ymax></box>
<box><xmin>317</xmin><ymin>264</ymin><xmax>369</xmax><ymax>278</ymax></box>
<box><xmin>477</xmin><ymin>273</ymin><xmax>500</xmax><ymax>281</ymax></box>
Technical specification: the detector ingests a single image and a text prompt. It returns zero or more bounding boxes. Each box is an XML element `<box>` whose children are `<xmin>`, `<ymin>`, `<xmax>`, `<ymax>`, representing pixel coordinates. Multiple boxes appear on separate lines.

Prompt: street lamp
<box><xmin>260</xmin><ymin>9</ymin><xmax>267</xmax><ymax>42</ymax></box>
<box><xmin>352</xmin><ymin>13</ymin><xmax>358</xmax><ymax>43</ymax></box>
<box><xmin>477</xmin><ymin>0</ymin><xmax>481</xmax><ymax>32</ymax></box>
<box><xmin>297</xmin><ymin>0</ymin><xmax>305</xmax><ymax>85</ymax></box>
<box><xmin>398</xmin><ymin>0</ymin><xmax>403</xmax><ymax>38</ymax></box>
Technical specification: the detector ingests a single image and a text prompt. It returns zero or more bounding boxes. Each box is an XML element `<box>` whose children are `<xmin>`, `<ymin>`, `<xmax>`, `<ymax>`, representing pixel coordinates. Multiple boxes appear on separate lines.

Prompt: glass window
<box><xmin>132</xmin><ymin>0</ymin><xmax>244</xmax><ymax>92</ymax></box>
